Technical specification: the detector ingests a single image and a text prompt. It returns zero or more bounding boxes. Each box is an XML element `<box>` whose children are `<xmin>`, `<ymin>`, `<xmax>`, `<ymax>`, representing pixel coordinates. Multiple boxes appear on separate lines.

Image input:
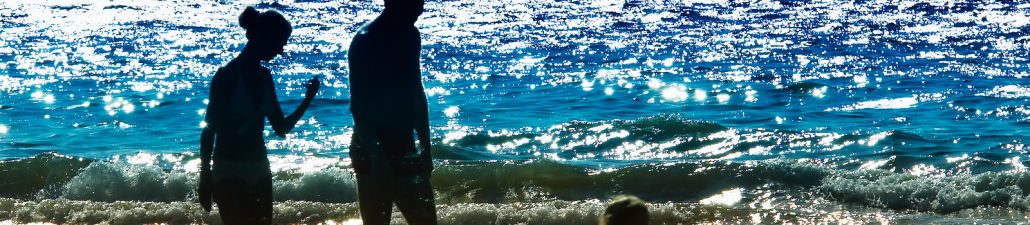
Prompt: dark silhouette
<box><xmin>197</xmin><ymin>6</ymin><xmax>318</xmax><ymax>225</ymax></box>
<box><xmin>600</xmin><ymin>195</ymin><xmax>649</xmax><ymax>225</ymax></box>
<box><xmin>347</xmin><ymin>0</ymin><xmax>436</xmax><ymax>224</ymax></box>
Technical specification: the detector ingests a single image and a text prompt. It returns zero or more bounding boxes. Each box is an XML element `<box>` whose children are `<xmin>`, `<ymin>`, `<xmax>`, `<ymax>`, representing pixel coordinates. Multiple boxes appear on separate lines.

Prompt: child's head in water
<box><xmin>238</xmin><ymin>7</ymin><xmax>291</xmax><ymax>61</ymax></box>
<box><xmin>600</xmin><ymin>195</ymin><xmax>649</xmax><ymax>225</ymax></box>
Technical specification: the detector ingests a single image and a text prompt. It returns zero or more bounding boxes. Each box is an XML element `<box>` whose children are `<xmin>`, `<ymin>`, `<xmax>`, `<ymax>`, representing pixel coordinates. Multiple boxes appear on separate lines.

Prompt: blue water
<box><xmin>2</xmin><ymin>0</ymin><xmax>1030</xmax><ymax>224</ymax></box>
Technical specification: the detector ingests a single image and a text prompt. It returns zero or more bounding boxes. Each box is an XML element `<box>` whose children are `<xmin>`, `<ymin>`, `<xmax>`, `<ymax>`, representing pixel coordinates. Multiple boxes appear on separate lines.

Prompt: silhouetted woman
<box><xmin>197</xmin><ymin>7</ymin><xmax>318</xmax><ymax>225</ymax></box>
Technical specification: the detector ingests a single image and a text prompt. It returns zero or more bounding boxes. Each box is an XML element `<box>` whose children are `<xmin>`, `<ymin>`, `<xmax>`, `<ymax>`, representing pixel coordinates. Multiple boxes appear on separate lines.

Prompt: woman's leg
<box><xmin>213</xmin><ymin>166</ymin><xmax>274</xmax><ymax>225</ymax></box>
<box><xmin>253</xmin><ymin>174</ymin><xmax>274</xmax><ymax>225</ymax></box>
<box><xmin>214</xmin><ymin>177</ymin><xmax>249</xmax><ymax>225</ymax></box>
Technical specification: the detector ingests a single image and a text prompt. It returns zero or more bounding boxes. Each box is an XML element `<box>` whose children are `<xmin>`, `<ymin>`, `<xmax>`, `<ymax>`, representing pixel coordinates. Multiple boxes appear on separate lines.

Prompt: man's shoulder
<box><xmin>211</xmin><ymin>66</ymin><xmax>230</xmax><ymax>83</ymax></box>
<box><xmin>349</xmin><ymin>27</ymin><xmax>378</xmax><ymax>58</ymax></box>
<box><xmin>349</xmin><ymin>26</ymin><xmax>372</xmax><ymax>48</ymax></box>
<box><xmin>353</xmin><ymin>21</ymin><xmax>377</xmax><ymax>39</ymax></box>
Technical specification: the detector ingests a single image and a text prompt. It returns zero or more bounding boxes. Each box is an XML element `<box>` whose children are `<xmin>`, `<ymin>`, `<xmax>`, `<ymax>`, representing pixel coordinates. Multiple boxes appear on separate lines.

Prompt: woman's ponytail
<box><xmin>238</xmin><ymin>6</ymin><xmax>259</xmax><ymax>30</ymax></box>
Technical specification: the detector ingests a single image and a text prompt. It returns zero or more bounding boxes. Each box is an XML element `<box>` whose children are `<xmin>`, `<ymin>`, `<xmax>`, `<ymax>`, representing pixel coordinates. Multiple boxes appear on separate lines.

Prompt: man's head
<box><xmin>600</xmin><ymin>195</ymin><xmax>649</xmax><ymax>225</ymax></box>
<box><xmin>384</xmin><ymin>0</ymin><xmax>424</xmax><ymax>24</ymax></box>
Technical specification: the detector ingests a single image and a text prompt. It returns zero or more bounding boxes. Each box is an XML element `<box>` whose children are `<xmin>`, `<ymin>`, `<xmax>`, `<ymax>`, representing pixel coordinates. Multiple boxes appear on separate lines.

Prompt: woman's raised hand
<box><xmin>305</xmin><ymin>76</ymin><xmax>320</xmax><ymax>98</ymax></box>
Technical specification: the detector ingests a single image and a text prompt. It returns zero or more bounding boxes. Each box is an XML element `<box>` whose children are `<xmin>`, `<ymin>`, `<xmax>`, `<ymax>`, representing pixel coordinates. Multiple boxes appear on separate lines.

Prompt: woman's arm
<box><xmin>198</xmin><ymin>70</ymin><xmax>226</xmax><ymax>212</ymax></box>
<box><xmin>266</xmin><ymin>72</ymin><xmax>320</xmax><ymax>137</ymax></box>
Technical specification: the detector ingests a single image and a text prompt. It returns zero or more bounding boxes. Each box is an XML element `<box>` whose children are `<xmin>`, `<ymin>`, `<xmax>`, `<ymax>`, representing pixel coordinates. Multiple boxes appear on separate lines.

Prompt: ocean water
<box><xmin>2</xmin><ymin>0</ymin><xmax>1030</xmax><ymax>224</ymax></box>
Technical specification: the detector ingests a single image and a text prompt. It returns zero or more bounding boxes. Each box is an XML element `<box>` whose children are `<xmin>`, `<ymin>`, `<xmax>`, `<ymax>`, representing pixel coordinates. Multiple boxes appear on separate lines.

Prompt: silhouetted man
<box><xmin>347</xmin><ymin>0</ymin><xmax>436</xmax><ymax>224</ymax></box>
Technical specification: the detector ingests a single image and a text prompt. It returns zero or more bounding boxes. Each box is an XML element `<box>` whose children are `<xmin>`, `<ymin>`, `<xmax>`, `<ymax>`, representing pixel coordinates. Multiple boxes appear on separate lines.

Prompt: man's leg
<box><xmin>393</xmin><ymin>172</ymin><xmax>437</xmax><ymax>225</ymax></box>
<box><xmin>357</xmin><ymin>172</ymin><xmax>394</xmax><ymax>225</ymax></box>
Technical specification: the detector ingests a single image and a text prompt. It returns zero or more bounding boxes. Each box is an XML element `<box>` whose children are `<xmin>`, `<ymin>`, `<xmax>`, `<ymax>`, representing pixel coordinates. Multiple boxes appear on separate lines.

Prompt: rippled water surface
<box><xmin>2</xmin><ymin>0</ymin><xmax>1030</xmax><ymax>224</ymax></box>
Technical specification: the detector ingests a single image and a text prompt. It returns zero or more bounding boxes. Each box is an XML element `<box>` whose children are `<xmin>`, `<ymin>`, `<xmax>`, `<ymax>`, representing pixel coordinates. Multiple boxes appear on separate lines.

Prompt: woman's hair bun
<box><xmin>239</xmin><ymin>6</ymin><xmax>259</xmax><ymax>30</ymax></box>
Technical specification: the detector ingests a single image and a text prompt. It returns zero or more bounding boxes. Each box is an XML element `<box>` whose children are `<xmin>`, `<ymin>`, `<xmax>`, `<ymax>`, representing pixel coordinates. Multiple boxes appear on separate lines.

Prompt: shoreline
<box><xmin>1</xmin><ymin>198</ymin><xmax>1024</xmax><ymax>224</ymax></box>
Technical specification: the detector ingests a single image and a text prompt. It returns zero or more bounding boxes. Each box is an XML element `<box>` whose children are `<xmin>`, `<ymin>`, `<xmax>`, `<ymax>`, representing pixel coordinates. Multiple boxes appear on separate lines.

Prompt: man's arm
<box><xmin>413</xmin><ymin>81</ymin><xmax>433</xmax><ymax>172</ymax></box>
<box><xmin>411</xmin><ymin>58</ymin><xmax>431</xmax><ymax>157</ymax></box>
<box><xmin>198</xmin><ymin>126</ymin><xmax>214</xmax><ymax>211</ymax></box>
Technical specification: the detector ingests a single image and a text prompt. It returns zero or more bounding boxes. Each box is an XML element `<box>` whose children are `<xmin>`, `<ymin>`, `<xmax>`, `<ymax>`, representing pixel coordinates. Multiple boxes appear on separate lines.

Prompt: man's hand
<box><xmin>198</xmin><ymin>167</ymin><xmax>213</xmax><ymax>211</ymax></box>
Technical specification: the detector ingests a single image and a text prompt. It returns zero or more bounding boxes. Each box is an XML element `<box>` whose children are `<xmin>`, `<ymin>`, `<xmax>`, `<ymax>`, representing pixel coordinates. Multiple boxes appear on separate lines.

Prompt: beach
<box><xmin>2</xmin><ymin>0</ymin><xmax>1030</xmax><ymax>223</ymax></box>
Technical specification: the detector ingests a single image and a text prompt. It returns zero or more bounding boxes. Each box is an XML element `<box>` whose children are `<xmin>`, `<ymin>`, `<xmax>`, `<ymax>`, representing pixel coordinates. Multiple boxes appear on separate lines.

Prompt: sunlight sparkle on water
<box><xmin>646</xmin><ymin>78</ymin><xmax>662</xmax><ymax>90</ymax></box>
<box><xmin>716</xmin><ymin>94</ymin><xmax>730</xmax><ymax>103</ymax></box>
<box><xmin>831</xmin><ymin>97</ymin><xmax>918</xmax><ymax>111</ymax></box>
<box><xmin>908</xmin><ymin>164</ymin><xmax>941</xmax><ymax>176</ymax></box>
<box><xmin>859</xmin><ymin>159</ymin><xmax>889</xmax><ymax>170</ymax></box>
<box><xmin>979</xmin><ymin>85</ymin><xmax>1030</xmax><ymax>98</ymax></box>
<box><xmin>122</xmin><ymin>102</ymin><xmax>135</xmax><ymax>113</ymax></box>
<box><xmin>660</xmin><ymin>85</ymin><xmax>688</xmax><ymax>102</ymax></box>
<box><xmin>0</xmin><ymin>124</ymin><xmax>8</xmax><ymax>134</ymax></box>
<box><xmin>811</xmin><ymin>86</ymin><xmax>827</xmax><ymax>98</ymax></box>
<box><xmin>325</xmin><ymin>219</ymin><xmax>363</xmax><ymax>225</ymax></box>
<box><xmin>863</xmin><ymin>132</ymin><xmax>891</xmax><ymax>146</ymax></box>
<box><xmin>125</xmin><ymin>152</ymin><xmax>157</xmax><ymax>165</ymax></box>
<box><xmin>700</xmin><ymin>188</ymin><xmax>743</xmax><ymax>206</ymax></box>
<box><xmin>104</xmin><ymin>97</ymin><xmax>135</xmax><ymax>115</ymax></box>
<box><xmin>442</xmin><ymin>130</ymin><xmax>468</xmax><ymax>144</ymax></box>
<box><xmin>443</xmin><ymin>106</ymin><xmax>460</xmax><ymax>118</ymax></box>
<box><xmin>1006</xmin><ymin>157</ymin><xmax>1026</xmax><ymax>172</ymax></box>
<box><xmin>581</xmin><ymin>79</ymin><xmax>595</xmax><ymax>91</ymax></box>
<box><xmin>693</xmin><ymin>89</ymin><xmax>707</xmax><ymax>101</ymax></box>
<box><xmin>43</xmin><ymin>94</ymin><xmax>55</xmax><ymax>104</ymax></box>
<box><xmin>945</xmin><ymin>154</ymin><xmax>970</xmax><ymax>163</ymax></box>
<box><xmin>744</xmin><ymin>90</ymin><xmax>758</xmax><ymax>102</ymax></box>
<box><xmin>853</xmin><ymin>75</ymin><xmax>869</xmax><ymax>86</ymax></box>
<box><xmin>31</xmin><ymin>91</ymin><xmax>55</xmax><ymax>104</ymax></box>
